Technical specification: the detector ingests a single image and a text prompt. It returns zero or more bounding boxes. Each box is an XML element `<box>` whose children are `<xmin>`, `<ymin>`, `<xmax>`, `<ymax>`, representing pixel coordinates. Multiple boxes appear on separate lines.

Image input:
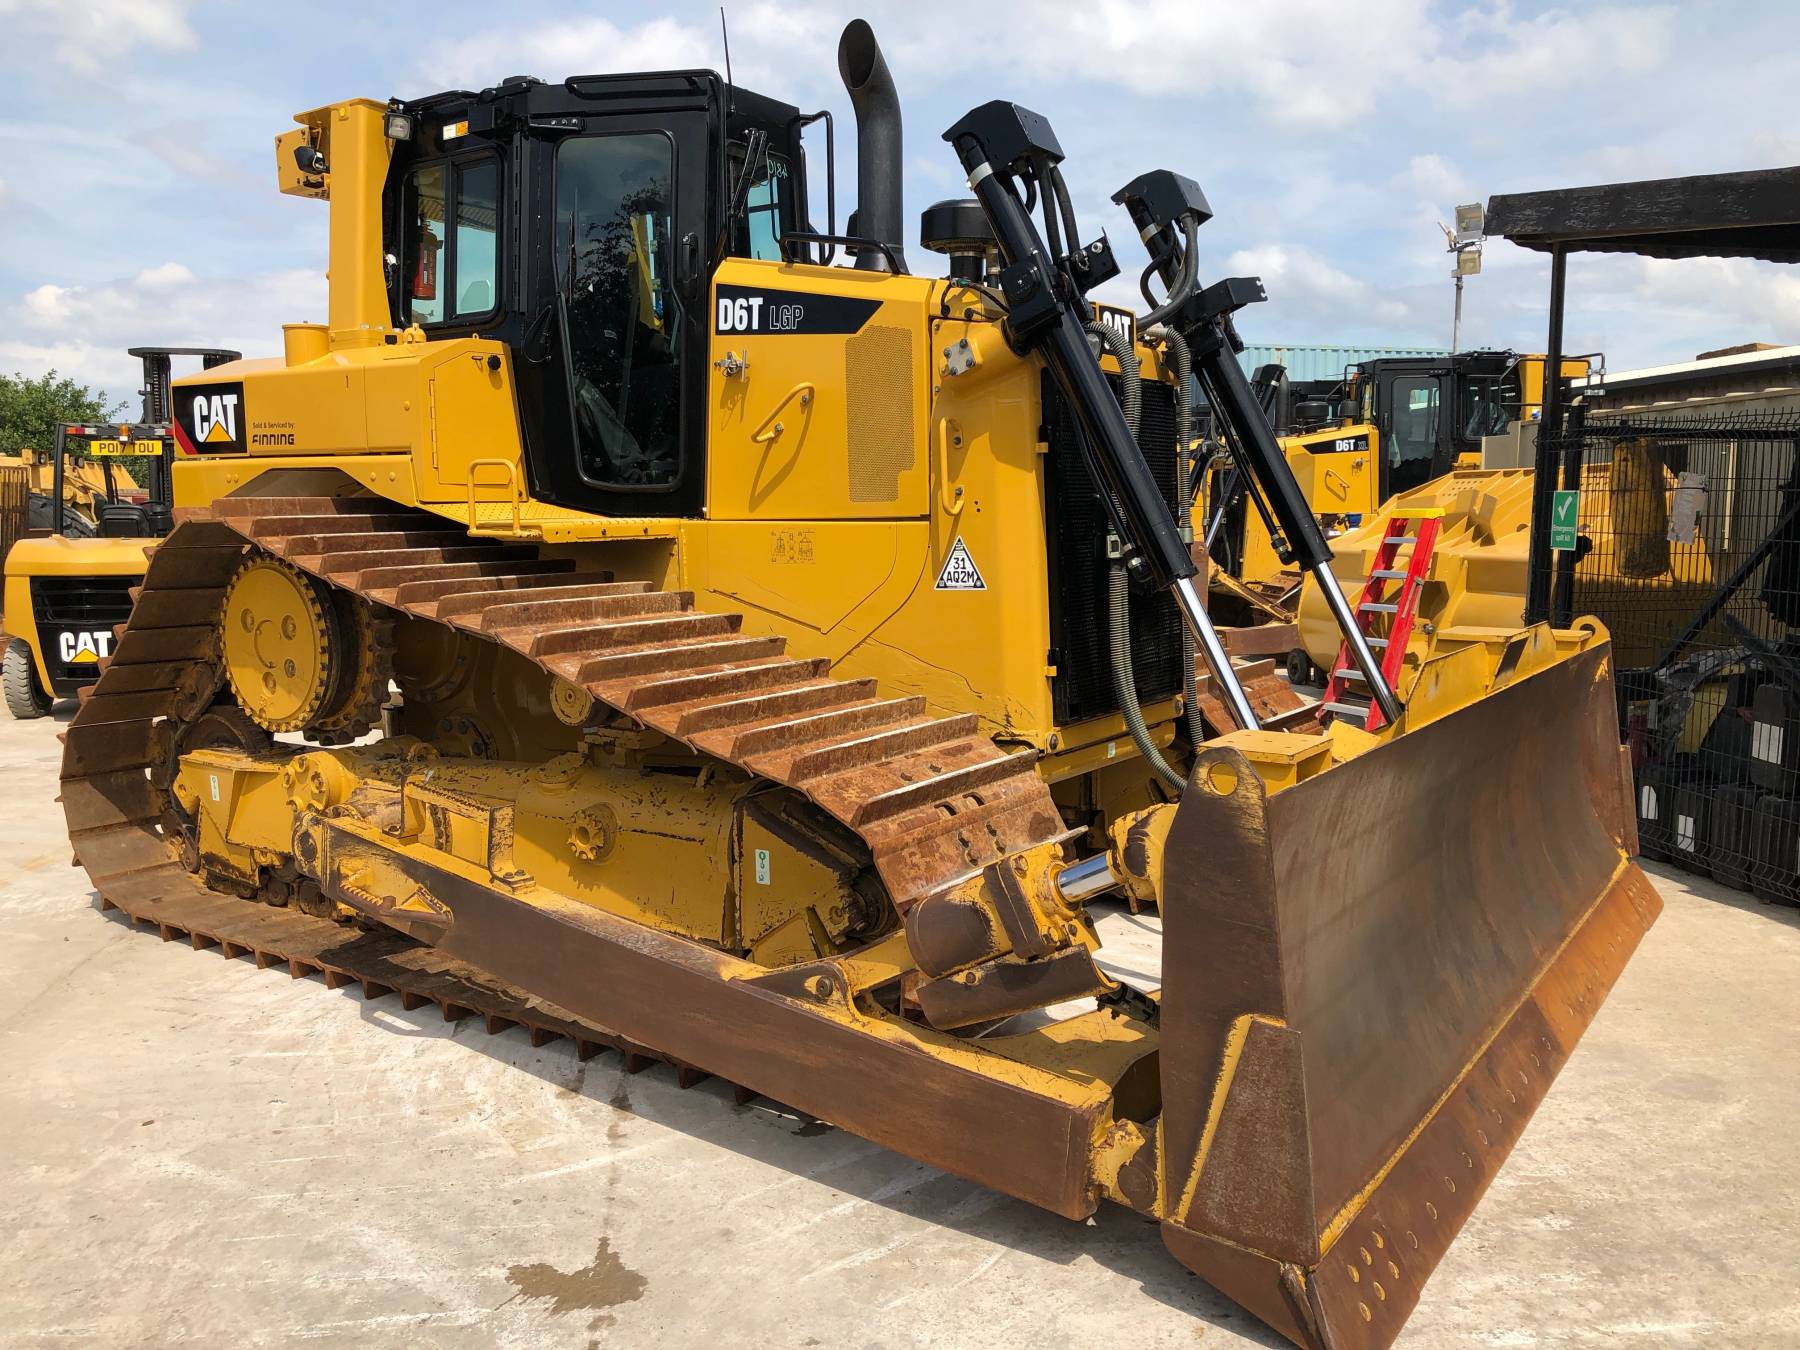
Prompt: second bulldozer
<box><xmin>63</xmin><ymin>23</ymin><xmax>1658</xmax><ymax>1350</ymax></box>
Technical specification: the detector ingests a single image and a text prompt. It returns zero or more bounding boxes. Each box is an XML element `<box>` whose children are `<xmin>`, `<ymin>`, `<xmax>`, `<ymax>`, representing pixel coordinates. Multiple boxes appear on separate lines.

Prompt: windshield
<box><xmin>555</xmin><ymin>133</ymin><xmax>681</xmax><ymax>488</ymax></box>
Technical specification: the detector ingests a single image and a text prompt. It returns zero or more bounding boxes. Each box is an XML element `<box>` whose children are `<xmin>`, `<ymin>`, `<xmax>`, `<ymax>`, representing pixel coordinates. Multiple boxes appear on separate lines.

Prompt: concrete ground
<box><xmin>2</xmin><ymin>707</ymin><xmax>1797</xmax><ymax>1349</ymax></box>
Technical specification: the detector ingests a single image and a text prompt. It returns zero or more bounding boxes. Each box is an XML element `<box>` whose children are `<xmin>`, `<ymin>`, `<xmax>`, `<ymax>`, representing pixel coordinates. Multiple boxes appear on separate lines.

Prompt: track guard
<box><xmin>1155</xmin><ymin>639</ymin><xmax>1660</xmax><ymax>1350</ymax></box>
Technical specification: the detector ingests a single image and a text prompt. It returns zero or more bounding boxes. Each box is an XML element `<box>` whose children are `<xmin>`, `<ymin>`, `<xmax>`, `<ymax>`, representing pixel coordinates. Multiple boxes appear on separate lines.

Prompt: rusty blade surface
<box><xmin>1156</xmin><ymin>639</ymin><xmax>1659</xmax><ymax>1350</ymax></box>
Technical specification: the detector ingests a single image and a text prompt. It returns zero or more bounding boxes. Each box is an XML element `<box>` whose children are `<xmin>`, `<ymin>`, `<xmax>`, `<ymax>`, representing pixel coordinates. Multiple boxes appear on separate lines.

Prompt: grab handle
<box><xmin>937</xmin><ymin>417</ymin><xmax>965</xmax><ymax>517</ymax></box>
<box><xmin>751</xmin><ymin>382</ymin><xmax>815</xmax><ymax>445</ymax></box>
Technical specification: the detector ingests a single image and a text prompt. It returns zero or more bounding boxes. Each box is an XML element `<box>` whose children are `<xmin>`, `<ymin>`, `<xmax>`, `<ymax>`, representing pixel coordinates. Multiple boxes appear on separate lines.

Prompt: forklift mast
<box><xmin>50</xmin><ymin>347</ymin><xmax>241</xmax><ymax>538</ymax></box>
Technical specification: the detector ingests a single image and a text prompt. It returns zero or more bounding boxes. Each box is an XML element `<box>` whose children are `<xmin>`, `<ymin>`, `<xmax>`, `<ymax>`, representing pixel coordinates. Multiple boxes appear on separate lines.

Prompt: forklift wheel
<box><xmin>1284</xmin><ymin>647</ymin><xmax>1317</xmax><ymax>687</ymax></box>
<box><xmin>3</xmin><ymin>639</ymin><xmax>53</xmax><ymax>719</ymax></box>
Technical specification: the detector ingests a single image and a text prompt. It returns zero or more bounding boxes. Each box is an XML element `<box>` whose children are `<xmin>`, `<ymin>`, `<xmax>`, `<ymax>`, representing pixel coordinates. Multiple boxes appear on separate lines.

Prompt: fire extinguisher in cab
<box><xmin>413</xmin><ymin>226</ymin><xmax>440</xmax><ymax>300</ymax></box>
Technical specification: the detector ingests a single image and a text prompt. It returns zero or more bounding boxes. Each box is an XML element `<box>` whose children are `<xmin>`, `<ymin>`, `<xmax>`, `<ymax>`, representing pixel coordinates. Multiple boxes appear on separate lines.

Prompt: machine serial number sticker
<box><xmin>934</xmin><ymin>537</ymin><xmax>986</xmax><ymax>591</ymax></box>
<box><xmin>754</xmin><ymin>848</ymin><xmax>771</xmax><ymax>886</ymax></box>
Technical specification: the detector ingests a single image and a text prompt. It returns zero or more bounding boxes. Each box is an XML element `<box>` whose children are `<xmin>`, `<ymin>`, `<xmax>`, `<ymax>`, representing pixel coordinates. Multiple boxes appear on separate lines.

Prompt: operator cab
<box><xmin>381</xmin><ymin>74</ymin><xmax>823</xmax><ymax>518</ymax></box>
<box><xmin>1350</xmin><ymin>350</ymin><xmax>1530</xmax><ymax>496</ymax></box>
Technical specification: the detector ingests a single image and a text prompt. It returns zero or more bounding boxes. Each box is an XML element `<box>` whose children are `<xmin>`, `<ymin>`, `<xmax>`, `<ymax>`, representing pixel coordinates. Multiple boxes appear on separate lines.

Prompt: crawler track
<box><xmin>62</xmin><ymin>496</ymin><xmax>1068</xmax><ymax>1073</ymax></box>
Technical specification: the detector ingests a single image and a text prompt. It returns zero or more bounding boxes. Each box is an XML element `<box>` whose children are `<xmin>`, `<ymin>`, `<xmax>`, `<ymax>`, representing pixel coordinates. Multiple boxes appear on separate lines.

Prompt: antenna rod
<box><xmin>719</xmin><ymin>7</ymin><xmax>734</xmax><ymax>108</ymax></box>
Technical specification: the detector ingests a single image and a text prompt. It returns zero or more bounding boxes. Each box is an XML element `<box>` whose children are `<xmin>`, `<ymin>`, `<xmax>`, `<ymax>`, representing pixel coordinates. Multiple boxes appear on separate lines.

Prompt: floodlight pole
<box><xmin>1443</xmin><ymin>207</ymin><xmax>1483</xmax><ymax>353</ymax></box>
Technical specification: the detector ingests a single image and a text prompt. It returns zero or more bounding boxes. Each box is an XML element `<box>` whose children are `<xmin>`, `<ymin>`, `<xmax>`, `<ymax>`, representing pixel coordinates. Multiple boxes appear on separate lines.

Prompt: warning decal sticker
<box><xmin>934</xmin><ymin>537</ymin><xmax>986</xmax><ymax>591</ymax></box>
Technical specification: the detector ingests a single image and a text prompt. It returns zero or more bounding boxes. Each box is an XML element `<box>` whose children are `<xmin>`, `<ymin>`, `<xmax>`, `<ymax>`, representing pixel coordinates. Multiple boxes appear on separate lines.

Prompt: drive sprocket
<box><xmin>220</xmin><ymin>554</ymin><xmax>346</xmax><ymax>734</ymax></box>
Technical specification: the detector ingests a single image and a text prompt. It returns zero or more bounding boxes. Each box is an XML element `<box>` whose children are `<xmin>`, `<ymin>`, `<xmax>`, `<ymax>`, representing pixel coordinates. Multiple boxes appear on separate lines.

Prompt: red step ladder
<box><xmin>1320</xmin><ymin>507</ymin><xmax>1442</xmax><ymax>731</ymax></box>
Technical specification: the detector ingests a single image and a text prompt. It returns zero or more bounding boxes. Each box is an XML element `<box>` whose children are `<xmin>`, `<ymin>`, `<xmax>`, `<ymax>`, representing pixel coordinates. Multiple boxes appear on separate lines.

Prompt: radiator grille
<box><xmin>1043</xmin><ymin>375</ymin><xmax>1186</xmax><ymax>726</ymax></box>
<box><xmin>31</xmin><ymin>575</ymin><xmax>137</xmax><ymax>691</ymax></box>
<box><xmin>845</xmin><ymin>324</ymin><xmax>915</xmax><ymax>503</ymax></box>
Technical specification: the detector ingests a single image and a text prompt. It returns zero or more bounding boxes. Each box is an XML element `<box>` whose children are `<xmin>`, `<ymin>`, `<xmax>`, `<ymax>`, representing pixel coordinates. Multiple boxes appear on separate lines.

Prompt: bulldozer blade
<box><xmin>1156</xmin><ymin>639</ymin><xmax>1658</xmax><ymax>1350</ymax></box>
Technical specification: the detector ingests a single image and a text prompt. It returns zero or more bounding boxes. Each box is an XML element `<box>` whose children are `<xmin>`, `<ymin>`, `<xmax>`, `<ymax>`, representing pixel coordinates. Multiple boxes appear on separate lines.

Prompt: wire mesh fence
<box><xmin>1547</xmin><ymin>409</ymin><xmax>1800</xmax><ymax>904</ymax></box>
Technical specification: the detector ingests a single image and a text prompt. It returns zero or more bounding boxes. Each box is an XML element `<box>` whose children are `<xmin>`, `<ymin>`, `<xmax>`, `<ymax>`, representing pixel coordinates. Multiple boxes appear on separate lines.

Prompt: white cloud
<box><xmin>0</xmin><ymin>0</ymin><xmax>1794</xmax><ymax>393</ymax></box>
<box><xmin>0</xmin><ymin>265</ymin><xmax>322</xmax><ymax>402</ymax></box>
<box><xmin>1229</xmin><ymin>244</ymin><xmax>1412</xmax><ymax>327</ymax></box>
<box><xmin>0</xmin><ymin>0</ymin><xmax>195</xmax><ymax>73</ymax></box>
<box><xmin>417</xmin><ymin>16</ymin><xmax>719</xmax><ymax>91</ymax></box>
<box><xmin>134</xmin><ymin>262</ymin><xmax>196</xmax><ymax>289</ymax></box>
<box><xmin>1404</xmin><ymin>154</ymin><xmax>1469</xmax><ymax>206</ymax></box>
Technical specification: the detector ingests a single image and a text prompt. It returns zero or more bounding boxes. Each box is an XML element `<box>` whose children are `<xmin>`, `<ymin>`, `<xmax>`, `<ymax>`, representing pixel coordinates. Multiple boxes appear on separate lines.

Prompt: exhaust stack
<box><xmin>837</xmin><ymin>20</ymin><xmax>907</xmax><ymax>272</ymax></box>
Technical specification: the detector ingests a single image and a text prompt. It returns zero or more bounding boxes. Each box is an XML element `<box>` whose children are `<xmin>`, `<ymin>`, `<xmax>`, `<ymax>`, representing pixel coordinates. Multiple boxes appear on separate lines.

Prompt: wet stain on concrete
<box><xmin>507</xmin><ymin>1237</ymin><xmax>647</xmax><ymax>1329</ymax></box>
<box><xmin>557</xmin><ymin>1060</ymin><xmax>589</xmax><ymax>1100</ymax></box>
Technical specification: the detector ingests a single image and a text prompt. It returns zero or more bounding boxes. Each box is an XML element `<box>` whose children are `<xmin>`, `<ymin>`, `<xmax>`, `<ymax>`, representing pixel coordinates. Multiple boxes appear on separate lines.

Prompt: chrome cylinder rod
<box><xmin>1054</xmin><ymin>852</ymin><xmax>1121</xmax><ymax>905</ymax></box>
<box><xmin>1172</xmin><ymin>573</ymin><xmax>1260</xmax><ymax>732</ymax></box>
<box><xmin>1311</xmin><ymin>561</ymin><xmax>1402</xmax><ymax>724</ymax></box>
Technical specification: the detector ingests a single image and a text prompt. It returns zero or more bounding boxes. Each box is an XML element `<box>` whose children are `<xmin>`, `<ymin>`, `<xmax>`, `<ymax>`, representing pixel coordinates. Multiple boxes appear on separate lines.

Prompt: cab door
<box><xmin>1380</xmin><ymin>372</ymin><xmax>1444</xmax><ymax>498</ymax></box>
<box><xmin>513</xmin><ymin>110</ymin><xmax>715</xmax><ymax>518</ymax></box>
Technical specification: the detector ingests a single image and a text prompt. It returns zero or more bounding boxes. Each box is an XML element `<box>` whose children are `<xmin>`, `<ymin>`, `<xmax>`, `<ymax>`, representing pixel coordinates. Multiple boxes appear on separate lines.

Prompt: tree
<box><xmin>0</xmin><ymin>370</ymin><xmax>128</xmax><ymax>457</ymax></box>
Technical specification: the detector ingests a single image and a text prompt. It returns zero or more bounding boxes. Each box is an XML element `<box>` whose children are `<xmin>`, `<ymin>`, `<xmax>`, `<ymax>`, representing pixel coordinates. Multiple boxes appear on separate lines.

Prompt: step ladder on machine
<box><xmin>1320</xmin><ymin>507</ymin><xmax>1442</xmax><ymax>730</ymax></box>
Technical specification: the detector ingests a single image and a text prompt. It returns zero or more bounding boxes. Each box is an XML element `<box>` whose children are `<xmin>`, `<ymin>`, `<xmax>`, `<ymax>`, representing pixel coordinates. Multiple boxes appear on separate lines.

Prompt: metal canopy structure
<box><xmin>1486</xmin><ymin>165</ymin><xmax>1800</xmax><ymax>623</ymax></box>
<box><xmin>1487</xmin><ymin>165</ymin><xmax>1800</xmax><ymax>265</ymax></box>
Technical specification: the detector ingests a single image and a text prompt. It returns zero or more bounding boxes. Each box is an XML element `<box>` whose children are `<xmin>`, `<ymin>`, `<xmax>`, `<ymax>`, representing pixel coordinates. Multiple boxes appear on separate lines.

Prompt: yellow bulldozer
<box><xmin>1202</xmin><ymin>350</ymin><xmax>1591</xmax><ymax>659</ymax></box>
<box><xmin>63</xmin><ymin>23</ymin><xmax>1658</xmax><ymax>1348</ymax></box>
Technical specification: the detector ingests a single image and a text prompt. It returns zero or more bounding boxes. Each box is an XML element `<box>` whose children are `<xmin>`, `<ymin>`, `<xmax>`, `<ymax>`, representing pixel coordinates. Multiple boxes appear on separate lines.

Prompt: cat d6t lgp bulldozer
<box><xmin>62</xmin><ymin>22</ymin><xmax>1658</xmax><ymax>1349</ymax></box>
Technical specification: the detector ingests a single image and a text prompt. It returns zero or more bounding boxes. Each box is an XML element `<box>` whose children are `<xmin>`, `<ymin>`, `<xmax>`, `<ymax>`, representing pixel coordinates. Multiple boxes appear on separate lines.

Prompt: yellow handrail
<box><xmin>466</xmin><ymin>457</ymin><xmax>523</xmax><ymax>534</ymax></box>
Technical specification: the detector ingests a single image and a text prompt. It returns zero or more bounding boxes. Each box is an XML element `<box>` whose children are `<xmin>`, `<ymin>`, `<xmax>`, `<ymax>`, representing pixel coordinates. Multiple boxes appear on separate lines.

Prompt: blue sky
<box><xmin>2</xmin><ymin>0</ymin><xmax>1797</xmax><ymax>407</ymax></box>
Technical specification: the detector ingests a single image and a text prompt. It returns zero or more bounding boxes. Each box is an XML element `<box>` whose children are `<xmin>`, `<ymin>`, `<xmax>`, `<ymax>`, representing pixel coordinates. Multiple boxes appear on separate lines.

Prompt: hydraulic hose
<box><xmin>1086</xmin><ymin>322</ymin><xmax>1186</xmax><ymax>793</ymax></box>
<box><xmin>1156</xmin><ymin>325</ymin><xmax>1207</xmax><ymax>751</ymax></box>
<box><xmin>1139</xmin><ymin>215</ymin><xmax>1200</xmax><ymax>329</ymax></box>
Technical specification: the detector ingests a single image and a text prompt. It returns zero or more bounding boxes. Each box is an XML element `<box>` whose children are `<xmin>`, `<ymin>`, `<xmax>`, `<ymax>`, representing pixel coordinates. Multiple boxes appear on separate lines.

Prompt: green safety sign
<box><xmin>1549</xmin><ymin>489</ymin><xmax>1580</xmax><ymax>551</ymax></box>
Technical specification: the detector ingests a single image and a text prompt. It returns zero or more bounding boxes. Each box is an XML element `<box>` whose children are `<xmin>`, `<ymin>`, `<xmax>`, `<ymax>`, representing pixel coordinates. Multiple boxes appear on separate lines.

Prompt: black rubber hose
<box><xmin>1157</xmin><ymin>325</ymin><xmax>1206</xmax><ymax>751</ymax></box>
<box><xmin>1139</xmin><ymin>216</ymin><xmax>1200</xmax><ymax>329</ymax></box>
<box><xmin>1087</xmin><ymin>321</ymin><xmax>1185</xmax><ymax>792</ymax></box>
<box><xmin>1051</xmin><ymin>163</ymin><xmax>1081</xmax><ymax>260</ymax></box>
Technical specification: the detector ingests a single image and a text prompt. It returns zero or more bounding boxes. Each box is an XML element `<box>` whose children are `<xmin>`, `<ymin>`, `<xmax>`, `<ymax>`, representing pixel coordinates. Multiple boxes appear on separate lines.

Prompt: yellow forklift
<box><xmin>2</xmin><ymin>346</ymin><xmax>237</xmax><ymax>716</ymax></box>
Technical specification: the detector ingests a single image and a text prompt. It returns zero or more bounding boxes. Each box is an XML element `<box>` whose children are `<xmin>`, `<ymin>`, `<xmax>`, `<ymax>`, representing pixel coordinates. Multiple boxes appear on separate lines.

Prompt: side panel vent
<box><xmin>845</xmin><ymin>324</ymin><xmax>915</xmax><ymax>503</ymax></box>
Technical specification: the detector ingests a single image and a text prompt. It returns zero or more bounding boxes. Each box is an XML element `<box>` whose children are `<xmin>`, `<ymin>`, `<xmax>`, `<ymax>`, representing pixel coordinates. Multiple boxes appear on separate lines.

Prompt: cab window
<box><xmin>555</xmin><ymin>132</ymin><xmax>680</xmax><ymax>488</ymax></box>
<box><xmin>1460</xmin><ymin>375</ymin><xmax>1513</xmax><ymax>440</ymax></box>
<box><xmin>728</xmin><ymin>143</ymin><xmax>794</xmax><ymax>261</ymax></box>
<box><xmin>407</xmin><ymin>155</ymin><xmax>500</xmax><ymax>324</ymax></box>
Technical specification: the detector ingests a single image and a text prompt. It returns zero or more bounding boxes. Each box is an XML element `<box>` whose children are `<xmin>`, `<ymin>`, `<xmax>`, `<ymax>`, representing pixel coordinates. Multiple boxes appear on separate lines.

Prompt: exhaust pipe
<box><xmin>837</xmin><ymin>19</ymin><xmax>907</xmax><ymax>272</ymax></box>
